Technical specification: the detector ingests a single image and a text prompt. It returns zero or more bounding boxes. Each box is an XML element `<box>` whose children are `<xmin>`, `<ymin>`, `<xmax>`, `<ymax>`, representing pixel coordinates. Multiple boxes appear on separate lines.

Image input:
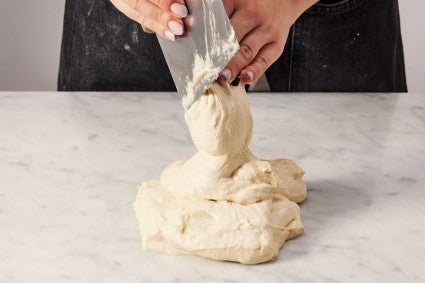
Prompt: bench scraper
<box><xmin>156</xmin><ymin>0</ymin><xmax>239</xmax><ymax>111</ymax></box>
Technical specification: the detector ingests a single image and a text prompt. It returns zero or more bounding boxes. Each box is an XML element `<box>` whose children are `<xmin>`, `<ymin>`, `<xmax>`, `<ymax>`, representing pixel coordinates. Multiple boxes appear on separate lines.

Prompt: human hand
<box><xmin>219</xmin><ymin>0</ymin><xmax>318</xmax><ymax>84</ymax></box>
<box><xmin>110</xmin><ymin>0</ymin><xmax>188</xmax><ymax>41</ymax></box>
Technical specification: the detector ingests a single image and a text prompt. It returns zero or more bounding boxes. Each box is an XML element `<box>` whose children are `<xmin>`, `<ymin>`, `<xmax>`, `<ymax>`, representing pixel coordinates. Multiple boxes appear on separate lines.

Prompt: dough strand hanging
<box><xmin>134</xmin><ymin>82</ymin><xmax>307</xmax><ymax>264</ymax></box>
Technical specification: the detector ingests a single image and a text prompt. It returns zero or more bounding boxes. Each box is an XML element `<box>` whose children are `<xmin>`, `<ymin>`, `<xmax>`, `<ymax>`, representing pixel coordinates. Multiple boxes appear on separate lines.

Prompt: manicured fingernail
<box><xmin>165</xmin><ymin>30</ymin><xmax>175</xmax><ymax>41</ymax></box>
<box><xmin>246</xmin><ymin>71</ymin><xmax>254</xmax><ymax>81</ymax></box>
<box><xmin>220</xmin><ymin>69</ymin><xmax>231</xmax><ymax>82</ymax></box>
<box><xmin>170</xmin><ymin>3</ymin><xmax>188</xmax><ymax>18</ymax></box>
<box><xmin>168</xmin><ymin>21</ymin><xmax>184</xmax><ymax>35</ymax></box>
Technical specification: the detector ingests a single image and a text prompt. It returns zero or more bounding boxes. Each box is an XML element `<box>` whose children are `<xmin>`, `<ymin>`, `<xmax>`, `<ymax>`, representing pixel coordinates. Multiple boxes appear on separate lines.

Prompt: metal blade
<box><xmin>156</xmin><ymin>0</ymin><xmax>239</xmax><ymax>110</ymax></box>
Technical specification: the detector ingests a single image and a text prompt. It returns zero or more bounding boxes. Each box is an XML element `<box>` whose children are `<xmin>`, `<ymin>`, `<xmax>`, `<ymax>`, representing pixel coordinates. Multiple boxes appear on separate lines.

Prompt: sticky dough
<box><xmin>134</xmin><ymin>82</ymin><xmax>307</xmax><ymax>264</ymax></box>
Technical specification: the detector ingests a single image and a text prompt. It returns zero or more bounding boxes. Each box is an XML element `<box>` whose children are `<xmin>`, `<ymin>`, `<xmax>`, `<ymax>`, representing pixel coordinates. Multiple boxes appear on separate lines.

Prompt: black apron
<box><xmin>58</xmin><ymin>0</ymin><xmax>407</xmax><ymax>92</ymax></box>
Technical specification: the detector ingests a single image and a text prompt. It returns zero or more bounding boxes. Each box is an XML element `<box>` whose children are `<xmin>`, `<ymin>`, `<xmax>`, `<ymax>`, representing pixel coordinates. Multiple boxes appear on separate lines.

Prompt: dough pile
<box><xmin>134</xmin><ymin>82</ymin><xmax>307</xmax><ymax>264</ymax></box>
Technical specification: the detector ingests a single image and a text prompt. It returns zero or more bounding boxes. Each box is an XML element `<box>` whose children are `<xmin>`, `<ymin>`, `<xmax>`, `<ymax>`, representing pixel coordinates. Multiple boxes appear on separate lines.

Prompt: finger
<box><xmin>124</xmin><ymin>0</ymin><xmax>188</xmax><ymax>18</ymax></box>
<box><xmin>111</xmin><ymin>0</ymin><xmax>184</xmax><ymax>40</ymax></box>
<box><xmin>229</xmin><ymin>9</ymin><xmax>260</xmax><ymax>43</ymax></box>
<box><xmin>135</xmin><ymin>1</ymin><xmax>186</xmax><ymax>35</ymax></box>
<box><xmin>240</xmin><ymin>42</ymin><xmax>284</xmax><ymax>84</ymax></box>
<box><xmin>220</xmin><ymin>28</ymin><xmax>270</xmax><ymax>82</ymax></box>
<box><xmin>158</xmin><ymin>0</ymin><xmax>188</xmax><ymax>18</ymax></box>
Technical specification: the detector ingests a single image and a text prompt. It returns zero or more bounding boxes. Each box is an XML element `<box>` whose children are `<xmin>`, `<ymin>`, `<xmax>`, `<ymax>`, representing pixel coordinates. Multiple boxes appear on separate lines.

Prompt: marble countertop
<box><xmin>0</xmin><ymin>91</ymin><xmax>424</xmax><ymax>283</ymax></box>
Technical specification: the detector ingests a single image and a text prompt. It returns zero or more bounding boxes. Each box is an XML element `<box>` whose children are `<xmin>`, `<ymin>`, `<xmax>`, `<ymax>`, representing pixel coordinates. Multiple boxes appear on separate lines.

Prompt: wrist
<box><xmin>288</xmin><ymin>0</ymin><xmax>319</xmax><ymax>24</ymax></box>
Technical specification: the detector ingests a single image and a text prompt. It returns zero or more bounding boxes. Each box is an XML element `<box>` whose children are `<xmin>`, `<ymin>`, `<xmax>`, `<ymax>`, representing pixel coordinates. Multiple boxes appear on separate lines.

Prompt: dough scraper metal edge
<box><xmin>156</xmin><ymin>0</ymin><xmax>239</xmax><ymax>111</ymax></box>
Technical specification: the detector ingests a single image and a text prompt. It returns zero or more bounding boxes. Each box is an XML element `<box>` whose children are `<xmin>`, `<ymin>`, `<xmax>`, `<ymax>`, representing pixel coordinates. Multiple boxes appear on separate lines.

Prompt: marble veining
<box><xmin>0</xmin><ymin>92</ymin><xmax>424</xmax><ymax>283</ymax></box>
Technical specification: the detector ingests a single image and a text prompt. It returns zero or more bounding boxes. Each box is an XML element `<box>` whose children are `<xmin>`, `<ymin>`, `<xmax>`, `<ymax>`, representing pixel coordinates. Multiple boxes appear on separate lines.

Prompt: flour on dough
<box><xmin>134</xmin><ymin>82</ymin><xmax>307</xmax><ymax>264</ymax></box>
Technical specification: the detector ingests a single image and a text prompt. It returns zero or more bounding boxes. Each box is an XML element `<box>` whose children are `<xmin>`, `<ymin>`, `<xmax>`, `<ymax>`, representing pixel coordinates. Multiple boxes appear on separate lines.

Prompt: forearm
<box><xmin>288</xmin><ymin>0</ymin><xmax>319</xmax><ymax>24</ymax></box>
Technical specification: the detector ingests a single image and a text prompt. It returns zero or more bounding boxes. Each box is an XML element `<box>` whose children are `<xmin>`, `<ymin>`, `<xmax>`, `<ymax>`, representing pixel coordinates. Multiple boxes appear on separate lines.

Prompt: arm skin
<box><xmin>109</xmin><ymin>0</ymin><xmax>319</xmax><ymax>84</ymax></box>
<box><xmin>220</xmin><ymin>0</ymin><xmax>319</xmax><ymax>84</ymax></box>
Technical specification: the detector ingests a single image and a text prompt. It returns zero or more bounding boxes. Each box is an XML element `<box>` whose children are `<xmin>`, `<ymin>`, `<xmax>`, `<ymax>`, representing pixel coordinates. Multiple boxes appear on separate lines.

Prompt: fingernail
<box><xmin>165</xmin><ymin>30</ymin><xmax>175</xmax><ymax>41</ymax></box>
<box><xmin>168</xmin><ymin>21</ymin><xmax>184</xmax><ymax>35</ymax></box>
<box><xmin>170</xmin><ymin>3</ymin><xmax>188</xmax><ymax>18</ymax></box>
<box><xmin>246</xmin><ymin>71</ymin><xmax>254</xmax><ymax>81</ymax></box>
<box><xmin>220</xmin><ymin>69</ymin><xmax>231</xmax><ymax>82</ymax></box>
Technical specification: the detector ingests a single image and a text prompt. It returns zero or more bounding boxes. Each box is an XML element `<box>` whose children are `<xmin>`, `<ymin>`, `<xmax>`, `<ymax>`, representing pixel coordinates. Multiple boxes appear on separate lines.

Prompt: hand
<box><xmin>110</xmin><ymin>0</ymin><xmax>189</xmax><ymax>41</ymax></box>
<box><xmin>219</xmin><ymin>0</ymin><xmax>318</xmax><ymax>84</ymax></box>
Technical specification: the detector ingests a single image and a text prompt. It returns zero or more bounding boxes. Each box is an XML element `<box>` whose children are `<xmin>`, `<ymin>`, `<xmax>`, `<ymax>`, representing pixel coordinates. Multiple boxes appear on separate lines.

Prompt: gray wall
<box><xmin>0</xmin><ymin>0</ymin><xmax>65</xmax><ymax>91</ymax></box>
<box><xmin>399</xmin><ymin>0</ymin><xmax>425</xmax><ymax>92</ymax></box>
<box><xmin>0</xmin><ymin>0</ymin><xmax>424</xmax><ymax>91</ymax></box>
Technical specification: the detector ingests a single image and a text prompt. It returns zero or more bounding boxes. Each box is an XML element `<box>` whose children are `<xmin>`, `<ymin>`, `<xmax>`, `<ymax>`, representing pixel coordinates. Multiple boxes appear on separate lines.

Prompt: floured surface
<box><xmin>134</xmin><ymin>83</ymin><xmax>307</xmax><ymax>264</ymax></box>
<box><xmin>5</xmin><ymin>91</ymin><xmax>424</xmax><ymax>281</ymax></box>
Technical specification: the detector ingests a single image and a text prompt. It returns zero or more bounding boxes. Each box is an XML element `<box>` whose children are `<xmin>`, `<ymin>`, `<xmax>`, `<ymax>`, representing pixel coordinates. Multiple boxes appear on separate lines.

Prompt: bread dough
<box><xmin>134</xmin><ymin>82</ymin><xmax>307</xmax><ymax>264</ymax></box>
